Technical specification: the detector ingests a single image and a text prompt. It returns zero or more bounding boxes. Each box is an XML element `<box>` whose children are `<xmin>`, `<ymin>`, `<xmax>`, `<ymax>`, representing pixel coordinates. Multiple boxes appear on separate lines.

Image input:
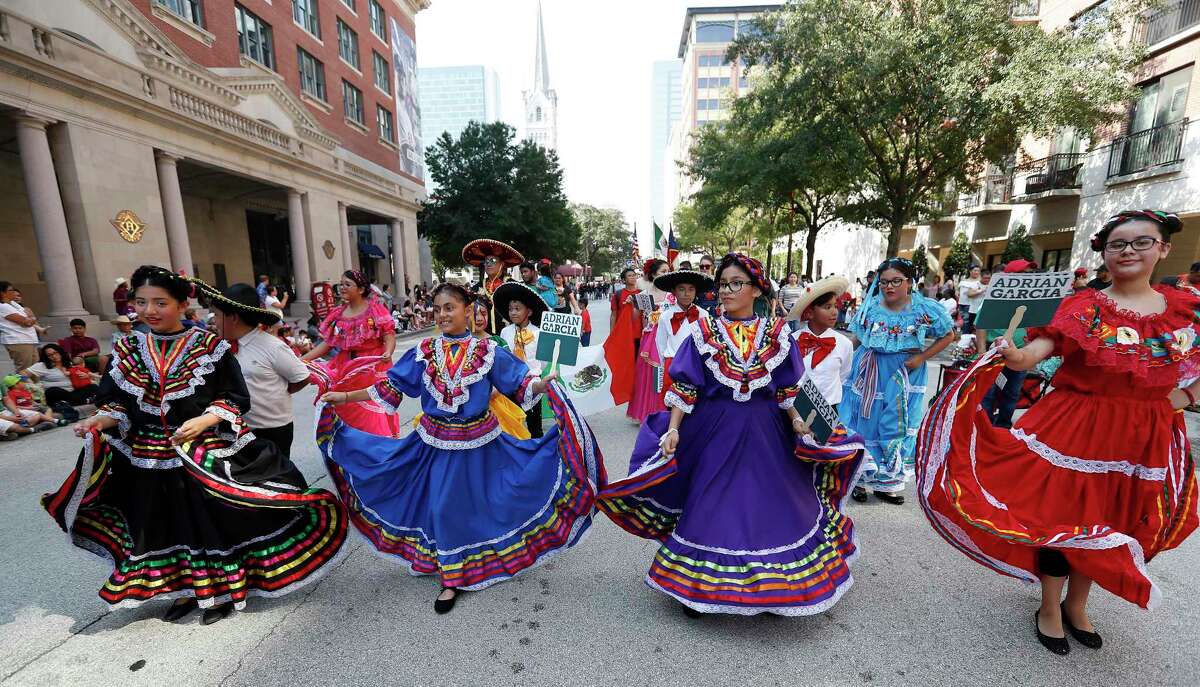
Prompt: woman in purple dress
<box><xmin>598</xmin><ymin>253</ymin><xmax>865</xmax><ymax>616</ymax></box>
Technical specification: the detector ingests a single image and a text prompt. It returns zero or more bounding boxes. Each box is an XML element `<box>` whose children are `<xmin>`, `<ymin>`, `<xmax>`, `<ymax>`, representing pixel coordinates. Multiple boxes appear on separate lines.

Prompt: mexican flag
<box><xmin>654</xmin><ymin>221</ymin><xmax>667</xmax><ymax>258</ymax></box>
<box><xmin>555</xmin><ymin>345</ymin><xmax>618</xmax><ymax>416</ymax></box>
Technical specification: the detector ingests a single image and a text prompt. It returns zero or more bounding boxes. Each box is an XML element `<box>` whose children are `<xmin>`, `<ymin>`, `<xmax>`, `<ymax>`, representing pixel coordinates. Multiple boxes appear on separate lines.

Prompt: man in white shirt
<box><xmin>956</xmin><ymin>266</ymin><xmax>986</xmax><ymax>334</ymax></box>
<box><xmin>0</xmin><ymin>281</ymin><xmax>40</xmax><ymax>371</ymax></box>
<box><xmin>787</xmin><ymin>276</ymin><xmax>854</xmax><ymax>407</ymax></box>
<box><xmin>652</xmin><ymin>270</ymin><xmax>714</xmax><ymax>373</ymax></box>
<box><xmin>495</xmin><ymin>282</ymin><xmax>548</xmax><ymax>438</ymax></box>
<box><xmin>208</xmin><ymin>283</ymin><xmax>309</xmax><ymax>455</ymax></box>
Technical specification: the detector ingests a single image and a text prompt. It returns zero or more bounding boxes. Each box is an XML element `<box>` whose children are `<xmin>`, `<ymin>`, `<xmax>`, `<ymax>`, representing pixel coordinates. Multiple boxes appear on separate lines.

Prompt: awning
<box><xmin>358</xmin><ymin>241</ymin><xmax>386</xmax><ymax>259</ymax></box>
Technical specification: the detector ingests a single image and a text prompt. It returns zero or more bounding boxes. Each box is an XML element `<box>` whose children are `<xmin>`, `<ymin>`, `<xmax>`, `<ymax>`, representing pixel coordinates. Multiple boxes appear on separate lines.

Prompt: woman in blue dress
<box><xmin>840</xmin><ymin>258</ymin><xmax>955</xmax><ymax>505</ymax></box>
<box><xmin>318</xmin><ymin>283</ymin><xmax>605</xmax><ymax>614</ymax></box>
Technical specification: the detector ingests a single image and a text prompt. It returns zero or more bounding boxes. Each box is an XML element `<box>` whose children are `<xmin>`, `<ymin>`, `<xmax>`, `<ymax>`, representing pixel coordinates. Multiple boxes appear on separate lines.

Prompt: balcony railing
<box><xmin>1013</xmin><ymin>152</ymin><xmax>1085</xmax><ymax>195</ymax></box>
<box><xmin>1140</xmin><ymin>0</ymin><xmax>1200</xmax><ymax>45</ymax></box>
<box><xmin>1010</xmin><ymin>0</ymin><xmax>1040</xmax><ymax>18</ymax></box>
<box><xmin>1107</xmin><ymin>119</ymin><xmax>1189</xmax><ymax>178</ymax></box>
<box><xmin>961</xmin><ymin>173</ymin><xmax>1013</xmax><ymax>208</ymax></box>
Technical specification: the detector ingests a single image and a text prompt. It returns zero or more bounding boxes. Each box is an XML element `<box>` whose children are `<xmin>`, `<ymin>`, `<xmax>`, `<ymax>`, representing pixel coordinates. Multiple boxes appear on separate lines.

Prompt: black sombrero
<box><xmin>197</xmin><ymin>281</ymin><xmax>281</xmax><ymax>327</ymax></box>
<box><xmin>653</xmin><ymin>269</ymin><xmax>715</xmax><ymax>293</ymax></box>
<box><xmin>493</xmin><ymin>281</ymin><xmax>548</xmax><ymax>326</ymax></box>
<box><xmin>462</xmin><ymin>239</ymin><xmax>525</xmax><ymax>268</ymax></box>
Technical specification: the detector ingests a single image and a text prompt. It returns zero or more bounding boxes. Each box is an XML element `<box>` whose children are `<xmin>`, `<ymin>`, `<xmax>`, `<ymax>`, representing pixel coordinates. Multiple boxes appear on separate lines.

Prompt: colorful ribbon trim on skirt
<box><xmin>852</xmin><ymin>349</ymin><xmax>879</xmax><ymax>419</ymax></box>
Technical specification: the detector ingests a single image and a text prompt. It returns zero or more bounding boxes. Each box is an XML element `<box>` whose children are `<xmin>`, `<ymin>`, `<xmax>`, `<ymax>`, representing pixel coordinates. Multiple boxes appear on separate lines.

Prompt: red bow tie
<box><xmin>795</xmin><ymin>331</ymin><xmax>836</xmax><ymax>367</ymax></box>
<box><xmin>670</xmin><ymin>306</ymin><xmax>700</xmax><ymax>333</ymax></box>
<box><xmin>227</xmin><ymin>339</ymin><xmax>239</xmax><ymax>354</ymax></box>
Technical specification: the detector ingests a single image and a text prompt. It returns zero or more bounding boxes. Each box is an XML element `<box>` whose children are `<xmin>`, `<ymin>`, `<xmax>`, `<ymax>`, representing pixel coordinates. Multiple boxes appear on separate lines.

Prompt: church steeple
<box><xmin>523</xmin><ymin>1</ymin><xmax>558</xmax><ymax>150</ymax></box>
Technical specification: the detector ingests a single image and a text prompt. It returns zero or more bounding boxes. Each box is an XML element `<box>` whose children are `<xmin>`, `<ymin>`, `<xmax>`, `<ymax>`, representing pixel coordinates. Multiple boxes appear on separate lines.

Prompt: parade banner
<box><xmin>556</xmin><ymin>345</ymin><xmax>617</xmax><ymax>416</ymax></box>
<box><xmin>536</xmin><ymin>312</ymin><xmax>582</xmax><ymax>367</ymax></box>
<box><xmin>792</xmin><ymin>377</ymin><xmax>837</xmax><ymax>445</ymax></box>
<box><xmin>973</xmin><ymin>271</ymin><xmax>1073</xmax><ymax>330</ymax></box>
<box><xmin>388</xmin><ymin>18</ymin><xmax>424</xmax><ymax>180</ymax></box>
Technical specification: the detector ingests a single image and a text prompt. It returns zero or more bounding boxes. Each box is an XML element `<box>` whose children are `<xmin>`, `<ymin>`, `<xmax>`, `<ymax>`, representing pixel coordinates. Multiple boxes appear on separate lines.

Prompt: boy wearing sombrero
<box><xmin>787</xmin><ymin>276</ymin><xmax>854</xmax><ymax>407</ymax></box>
<box><xmin>463</xmin><ymin>238</ymin><xmax>524</xmax><ymax>336</ymax></box>
<box><xmin>653</xmin><ymin>270</ymin><xmax>714</xmax><ymax>400</ymax></box>
<box><xmin>205</xmin><ymin>283</ymin><xmax>311</xmax><ymax>455</ymax></box>
<box><xmin>495</xmin><ymin>282</ymin><xmax>549</xmax><ymax>438</ymax></box>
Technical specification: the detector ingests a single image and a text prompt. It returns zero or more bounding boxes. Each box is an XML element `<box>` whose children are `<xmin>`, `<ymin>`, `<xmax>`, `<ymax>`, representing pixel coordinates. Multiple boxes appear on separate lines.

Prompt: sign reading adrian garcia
<box><xmin>973</xmin><ymin>271</ymin><xmax>1074</xmax><ymax>330</ymax></box>
<box><xmin>535</xmin><ymin>312</ymin><xmax>583</xmax><ymax>367</ymax></box>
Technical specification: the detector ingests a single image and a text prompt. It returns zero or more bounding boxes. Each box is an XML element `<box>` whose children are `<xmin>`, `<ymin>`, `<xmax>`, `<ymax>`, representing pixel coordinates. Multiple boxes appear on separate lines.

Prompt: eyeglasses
<box><xmin>718</xmin><ymin>280</ymin><xmax>750</xmax><ymax>293</ymax></box>
<box><xmin>482</xmin><ymin>257</ymin><xmax>499</xmax><ymax>266</ymax></box>
<box><xmin>879</xmin><ymin>277</ymin><xmax>907</xmax><ymax>288</ymax></box>
<box><xmin>1103</xmin><ymin>236</ymin><xmax>1162</xmax><ymax>253</ymax></box>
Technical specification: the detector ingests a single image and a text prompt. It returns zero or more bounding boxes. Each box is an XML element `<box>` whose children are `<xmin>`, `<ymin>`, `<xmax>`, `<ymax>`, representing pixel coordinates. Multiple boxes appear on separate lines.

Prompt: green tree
<box><xmin>1001</xmin><ymin>224</ymin><xmax>1035</xmax><ymax>264</ymax></box>
<box><xmin>911</xmin><ymin>244</ymin><xmax>929</xmax><ymax>282</ymax></box>
<box><xmin>944</xmin><ymin>232</ymin><xmax>973</xmax><ymax>280</ymax></box>
<box><xmin>571</xmin><ymin>203</ymin><xmax>631</xmax><ymax>276</ymax></box>
<box><xmin>686</xmin><ymin>93</ymin><xmax>861</xmax><ymax>279</ymax></box>
<box><xmin>734</xmin><ymin>0</ymin><xmax>1149</xmax><ymax>257</ymax></box>
<box><xmin>418</xmin><ymin>121</ymin><xmax>579</xmax><ymax>266</ymax></box>
<box><xmin>673</xmin><ymin>199</ymin><xmax>753</xmax><ymax>257</ymax></box>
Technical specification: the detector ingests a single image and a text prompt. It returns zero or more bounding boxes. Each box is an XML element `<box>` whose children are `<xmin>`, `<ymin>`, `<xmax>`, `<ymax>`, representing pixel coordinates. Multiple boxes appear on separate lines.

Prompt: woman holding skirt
<box><xmin>318</xmin><ymin>283</ymin><xmax>605</xmax><ymax>614</ymax></box>
<box><xmin>42</xmin><ymin>266</ymin><xmax>347</xmax><ymax>625</ymax></box>
<box><xmin>599</xmin><ymin>253</ymin><xmax>865</xmax><ymax>616</ymax></box>
<box><xmin>840</xmin><ymin>258</ymin><xmax>955</xmax><ymax>505</ymax></box>
<box><xmin>916</xmin><ymin>210</ymin><xmax>1199</xmax><ymax>655</ymax></box>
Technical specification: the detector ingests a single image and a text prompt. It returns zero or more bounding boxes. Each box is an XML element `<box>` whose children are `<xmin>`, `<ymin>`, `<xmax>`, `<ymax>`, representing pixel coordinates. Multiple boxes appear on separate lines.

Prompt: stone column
<box><xmin>14</xmin><ymin>113</ymin><xmax>88</xmax><ymax>317</ymax></box>
<box><xmin>390</xmin><ymin>219</ymin><xmax>408</xmax><ymax>296</ymax></box>
<box><xmin>337</xmin><ymin>202</ymin><xmax>353</xmax><ymax>272</ymax></box>
<box><xmin>154</xmin><ymin>151</ymin><xmax>193</xmax><ymax>274</ymax></box>
<box><xmin>287</xmin><ymin>189</ymin><xmax>312</xmax><ymax>303</ymax></box>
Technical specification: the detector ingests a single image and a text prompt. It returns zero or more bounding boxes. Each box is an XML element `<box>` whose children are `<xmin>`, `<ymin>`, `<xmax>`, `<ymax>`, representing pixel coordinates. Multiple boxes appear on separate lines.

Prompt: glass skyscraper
<box><xmin>651</xmin><ymin>59</ymin><xmax>683</xmax><ymax>231</ymax></box>
<box><xmin>417</xmin><ymin>65</ymin><xmax>502</xmax><ymax>149</ymax></box>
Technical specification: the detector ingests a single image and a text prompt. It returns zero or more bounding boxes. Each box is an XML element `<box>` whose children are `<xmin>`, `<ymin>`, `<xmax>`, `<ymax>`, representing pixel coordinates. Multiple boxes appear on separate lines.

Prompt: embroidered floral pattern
<box><xmin>691</xmin><ymin>317</ymin><xmax>791</xmax><ymax>402</ymax></box>
<box><xmin>416</xmin><ymin>336</ymin><xmax>496</xmax><ymax>413</ymax></box>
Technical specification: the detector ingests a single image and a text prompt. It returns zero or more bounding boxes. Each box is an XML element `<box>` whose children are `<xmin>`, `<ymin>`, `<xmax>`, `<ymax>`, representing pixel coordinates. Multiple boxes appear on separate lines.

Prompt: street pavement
<box><xmin>1</xmin><ymin>298</ymin><xmax>1197</xmax><ymax>687</ymax></box>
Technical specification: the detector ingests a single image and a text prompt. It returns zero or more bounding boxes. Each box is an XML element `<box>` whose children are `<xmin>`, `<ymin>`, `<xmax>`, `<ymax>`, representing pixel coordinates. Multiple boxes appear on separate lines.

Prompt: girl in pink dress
<box><xmin>627</xmin><ymin>259</ymin><xmax>672</xmax><ymax>423</ymax></box>
<box><xmin>303</xmin><ymin>271</ymin><xmax>398</xmax><ymax>436</ymax></box>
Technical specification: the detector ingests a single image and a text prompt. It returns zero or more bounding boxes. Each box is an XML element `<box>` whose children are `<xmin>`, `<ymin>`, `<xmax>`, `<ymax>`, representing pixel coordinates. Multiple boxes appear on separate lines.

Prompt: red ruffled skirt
<box><xmin>916</xmin><ymin>351</ymin><xmax>1198</xmax><ymax>608</ymax></box>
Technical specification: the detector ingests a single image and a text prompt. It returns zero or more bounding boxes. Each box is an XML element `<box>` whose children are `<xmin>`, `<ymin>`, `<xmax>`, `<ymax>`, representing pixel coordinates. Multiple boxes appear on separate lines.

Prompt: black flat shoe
<box><xmin>162</xmin><ymin>598</ymin><xmax>197</xmax><ymax>622</ymax></box>
<box><xmin>874</xmin><ymin>491</ymin><xmax>905</xmax><ymax>506</ymax></box>
<box><xmin>1062</xmin><ymin>603</ymin><xmax>1102</xmax><ymax>649</ymax></box>
<box><xmin>681</xmin><ymin>604</ymin><xmax>702</xmax><ymax>618</ymax></box>
<box><xmin>851</xmin><ymin>487</ymin><xmax>868</xmax><ymax>503</ymax></box>
<box><xmin>201</xmin><ymin>602</ymin><xmax>234</xmax><ymax>625</ymax></box>
<box><xmin>1035</xmin><ymin>610</ymin><xmax>1070</xmax><ymax>655</ymax></box>
<box><xmin>434</xmin><ymin>587</ymin><xmax>458</xmax><ymax>615</ymax></box>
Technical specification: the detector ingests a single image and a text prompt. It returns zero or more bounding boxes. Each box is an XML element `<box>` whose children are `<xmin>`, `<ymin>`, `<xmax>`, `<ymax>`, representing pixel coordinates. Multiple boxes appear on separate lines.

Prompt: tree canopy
<box><xmin>1000</xmin><ymin>224</ymin><xmax>1035</xmax><ymax>264</ymax></box>
<box><xmin>418</xmin><ymin>121</ymin><xmax>579</xmax><ymax>267</ymax></box>
<box><xmin>944</xmin><ymin>232</ymin><xmax>974</xmax><ymax>280</ymax></box>
<box><xmin>571</xmin><ymin>203</ymin><xmax>632</xmax><ymax>276</ymax></box>
<box><xmin>732</xmin><ymin>0</ymin><xmax>1149</xmax><ymax>257</ymax></box>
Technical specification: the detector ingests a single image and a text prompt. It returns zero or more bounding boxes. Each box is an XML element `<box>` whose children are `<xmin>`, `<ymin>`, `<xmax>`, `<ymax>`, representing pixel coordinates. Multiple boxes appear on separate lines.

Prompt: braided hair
<box><xmin>129</xmin><ymin>265</ymin><xmax>193</xmax><ymax>302</ymax></box>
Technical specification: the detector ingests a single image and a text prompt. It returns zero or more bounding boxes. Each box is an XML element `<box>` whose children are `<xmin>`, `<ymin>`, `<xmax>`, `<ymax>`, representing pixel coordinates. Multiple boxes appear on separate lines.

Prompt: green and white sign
<box><xmin>536</xmin><ymin>312</ymin><xmax>582</xmax><ymax>367</ymax></box>
<box><xmin>974</xmin><ymin>271</ymin><xmax>1073</xmax><ymax>330</ymax></box>
<box><xmin>793</xmin><ymin>378</ymin><xmax>838</xmax><ymax>445</ymax></box>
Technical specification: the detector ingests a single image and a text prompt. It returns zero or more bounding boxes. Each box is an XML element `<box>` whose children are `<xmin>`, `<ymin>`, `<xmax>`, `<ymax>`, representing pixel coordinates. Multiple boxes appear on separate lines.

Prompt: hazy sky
<box><xmin>416</xmin><ymin>0</ymin><xmax>743</xmax><ymax>249</ymax></box>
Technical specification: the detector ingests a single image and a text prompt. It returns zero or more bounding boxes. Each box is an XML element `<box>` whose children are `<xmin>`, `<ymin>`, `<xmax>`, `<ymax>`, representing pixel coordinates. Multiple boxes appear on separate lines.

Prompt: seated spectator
<box><xmin>3</xmin><ymin>374</ymin><xmax>62</xmax><ymax>430</ymax></box>
<box><xmin>22</xmin><ymin>343</ymin><xmax>99</xmax><ymax>407</ymax></box>
<box><xmin>58</xmin><ymin>318</ymin><xmax>101</xmax><ymax>372</ymax></box>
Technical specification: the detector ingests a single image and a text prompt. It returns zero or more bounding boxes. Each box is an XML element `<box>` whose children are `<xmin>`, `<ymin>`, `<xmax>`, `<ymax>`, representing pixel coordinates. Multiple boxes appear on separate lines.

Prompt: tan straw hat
<box><xmin>786</xmin><ymin>276</ymin><xmax>850</xmax><ymax>321</ymax></box>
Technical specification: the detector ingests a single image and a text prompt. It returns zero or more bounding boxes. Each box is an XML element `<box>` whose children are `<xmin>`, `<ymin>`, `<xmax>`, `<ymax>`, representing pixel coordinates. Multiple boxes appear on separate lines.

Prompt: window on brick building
<box><xmin>156</xmin><ymin>0</ymin><xmax>204</xmax><ymax>27</ymax></box>
<box><xmin>373</xmin><ymin>51</ymin><xmax>391</xmax><ymax>93</ymax></box>
<box><xmin>337</xmin><ymin>19</ymin><xmax>360</xmax><ymax>70</ymax></box>
<box><xmin>378</xmin><ymin>105</ymin><xmax>395</xmax><ymax>142</ymax></box>
<box><xmin>297</xmin><ymin>48</ymin><xmax>327</xmax><ymax>101</ymax></box>
<box><xmin>293</xmin><ymin>0</ymin><xmax>320</xmax><ymax>38</ymax></box>
<box><xmin>341</xmin><ymin>0</ymin><xmax>356</xmax><ymax>11</ymax></box>
<box><xmin>369</xmin><ymin>0</ymin><xmax>387</xmax><ymax>41</ymax></box>
<box><xmin>235</xmin><ymin>4</ymin><xmax>274</xmax><ymax>70</ymax></box>
<box><xmin>343</xmin><ymin>80</ymin><xmax>365</xmax><ymax>125</ymax></box>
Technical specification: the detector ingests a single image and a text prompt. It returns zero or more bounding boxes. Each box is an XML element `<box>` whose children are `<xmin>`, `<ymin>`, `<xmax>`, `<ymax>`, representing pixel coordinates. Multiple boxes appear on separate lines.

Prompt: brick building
<box><xmin>0</xmin><ymin>0</ymin><xmax>430</xmax><ymax>342</ymax></box>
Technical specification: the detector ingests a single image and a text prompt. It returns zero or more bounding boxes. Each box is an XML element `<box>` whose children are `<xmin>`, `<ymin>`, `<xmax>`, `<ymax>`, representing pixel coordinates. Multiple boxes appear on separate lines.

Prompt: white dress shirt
<box><xmin>233</xmin><ymin>328</ymin><xmax>310</xmax><ymax>429</ymax></box>
<box><xmin>792</xmin><ymin>323</ymin><xmax>853</xmax><ymax>406</ymax></box>
<box><xmin>655</xmin><ymin>303</ymin><xmax>708</xmax><ymax>359</ymax></box>
<box><xmin>500</xmin><ymin>322</ymin><xmax>542</xmax><ymax>374</ymax></box>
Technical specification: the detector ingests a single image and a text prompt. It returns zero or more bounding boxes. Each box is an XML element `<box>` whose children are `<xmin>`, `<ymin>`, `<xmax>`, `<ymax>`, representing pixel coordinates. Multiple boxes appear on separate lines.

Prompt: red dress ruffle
<box><xmin>916</xmin><ymin>286</ymin><xmax>1199</xmax><ymax>608</ymax></box>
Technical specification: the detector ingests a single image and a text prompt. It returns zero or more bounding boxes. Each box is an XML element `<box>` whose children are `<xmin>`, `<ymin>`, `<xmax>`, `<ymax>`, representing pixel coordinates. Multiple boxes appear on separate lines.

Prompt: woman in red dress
<box><xmin>303</xmin><ymin>270</ymin><xmax>398</xmax><ymax>436</ymax></box>
<box><xmin>604</xmin><ymin>267</ymin><xmax>644</xmax><ymax>406</ymax></box>
<box><xmin>916</xmin><ymin>210</ymin><xmax>1198</xmax><ymax>655</ymax></box>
